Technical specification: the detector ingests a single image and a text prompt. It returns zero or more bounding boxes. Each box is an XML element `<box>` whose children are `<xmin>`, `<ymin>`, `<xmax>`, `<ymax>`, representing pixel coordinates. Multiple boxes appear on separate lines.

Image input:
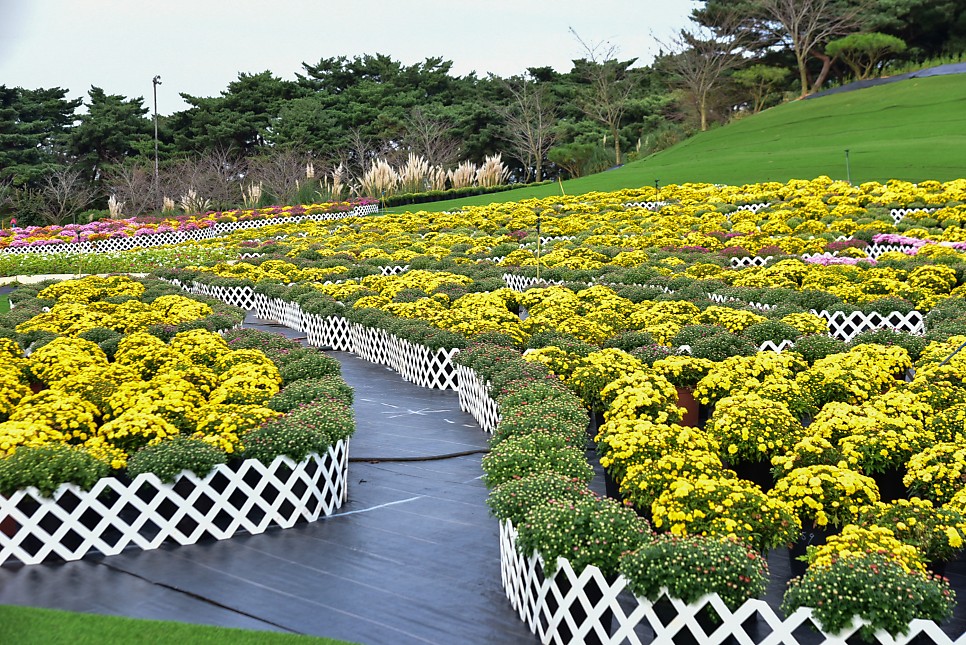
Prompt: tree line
<box><xmin>1</xmin><ymin>0</ymin><xmax>963</xmax><ymax>226</ymax></box>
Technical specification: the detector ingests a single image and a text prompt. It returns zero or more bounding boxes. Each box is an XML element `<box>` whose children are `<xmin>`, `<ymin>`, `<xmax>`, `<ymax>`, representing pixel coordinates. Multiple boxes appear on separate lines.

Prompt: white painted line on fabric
<box><xmin>324</xmin><ymin>495</ymin><xmax>424</xmax><ymax>518</ymax></box>
<box><xmin>444</xmin><ymin>419</ymin><xmax>455</xmax><ymax>424</ymax></box>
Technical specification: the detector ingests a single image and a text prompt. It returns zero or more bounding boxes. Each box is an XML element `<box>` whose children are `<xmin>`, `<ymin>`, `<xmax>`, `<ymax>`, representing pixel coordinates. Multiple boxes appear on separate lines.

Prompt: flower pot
<box><xmin>675</xmin><ymin>386</ymin><xmax>700</xmax><ymax>428</ymax></box>
<box><xmin>788</xmin><ymin>525</ymin><xmax>832</xmax><ymax>577</ymax></box>
<box><xmin>728</xmin><ymin>459</ymin><xmax>774</xmax><ymax>493</ymax></box>
<box><xmin>603</xmin><ymin>468</ymin><xmax>623</xmax><ymax>503</ymax></box>
<box><xmin>927</xmin><ymin>559</ymin><xmax>948</xmax><ymax>579</ymax></box>
<box><xmin>871</xmin><ymin>466</ymin><xmax>907</xmax><ymax>503</ymax></box>
<box><xmin>586</xmin><ymin>410</ymin><xmax>605</xmax><ymax>451</ymax></box>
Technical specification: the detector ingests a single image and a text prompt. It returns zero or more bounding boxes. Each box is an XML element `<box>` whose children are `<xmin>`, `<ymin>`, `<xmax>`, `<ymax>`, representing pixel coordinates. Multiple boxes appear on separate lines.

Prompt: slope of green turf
<box><xmin>388</xmin><ymin>73</ymin><xmax>966</xmax><ymax>213</ymax></box>
<box><xmin>0</xmin><ymin>605</ymin><xmax>358</xmax><ymax>645</ymax></box>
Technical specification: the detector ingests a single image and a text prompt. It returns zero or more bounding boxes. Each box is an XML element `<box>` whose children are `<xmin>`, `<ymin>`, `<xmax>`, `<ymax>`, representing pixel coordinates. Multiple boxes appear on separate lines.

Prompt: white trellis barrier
<box><xmin>0</xmin><ymin>204</ymin><xmax>378</xmax><ymax>256</ymax></box>
<box><xmin>380</xmin><ymin>265</ymin><xmax>410</xmax><ymax>276</ymax></box>
<box><xmin>0</xmin><ymin>443</ymin><xmax>349</xmax><ymax>567</ymax></box>
<box><xmin>865</xmin><ymin>243</ymin><xmax>919</xmax><ymax>259</ymax></box>
<box><xmin>302</xmin><ymin>313</ymin><xmax>353</xmax><ymax>352</ymax></box>
<box><xmin>705</xmin><ymin>292</ymin><xmax>774</xmax><ymax>311</ymax></box>
<box><xmin>455</xmin><ymin>365</ymin><xmax>501</xmax><ymax>433</ymax></box>
<box><xmin>816</xmin><ymin>309</ymin><xmax>925</xmax><ymax>343</ymax></box>
<box><xmin>890</xmin><ymin>207</ymin><xmax>936</xmax><ymax>226</ymax></box>
<box><xmin>677</xmin><ymin>339</ymin><xmax>796</xmax><ymax>356</ymax></box>
<box><xmin>729</xmin><ymin>256</ymin><xmax>774</xmax><ymax>268</ymax></box>
<box><xmin>498</xmin><ymin>520</ymin><xmax>965</xmax><ymax>645</ymax></box>
<box><xmin>502</xmin><ymin>273</ymin><xmax>567</xmax><ymax>292</ymax></box>
<box><xmin>622</xmin><ymin>201</ymin><xmax>667</xmax><ymax>211</ymax></box>
<box><xmin>392</xmin><ymin>337</ymin><xmax>461</xmax><ymax>391</ymax></box>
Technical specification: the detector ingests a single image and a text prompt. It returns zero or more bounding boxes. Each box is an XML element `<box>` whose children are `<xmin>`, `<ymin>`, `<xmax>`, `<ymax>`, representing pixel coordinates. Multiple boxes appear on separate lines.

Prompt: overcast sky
<box><xmin>1</xmin><ymin>0</ymin><xmax>699</xmax><ymax>114</ymax></box>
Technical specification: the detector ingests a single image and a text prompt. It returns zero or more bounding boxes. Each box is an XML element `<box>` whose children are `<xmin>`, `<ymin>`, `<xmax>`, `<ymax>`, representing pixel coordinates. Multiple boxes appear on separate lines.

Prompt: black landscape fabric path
<box><xmin>0</xmin><ymin>315</ymin><xmax>534</xmax><ymax>645</ymax></box>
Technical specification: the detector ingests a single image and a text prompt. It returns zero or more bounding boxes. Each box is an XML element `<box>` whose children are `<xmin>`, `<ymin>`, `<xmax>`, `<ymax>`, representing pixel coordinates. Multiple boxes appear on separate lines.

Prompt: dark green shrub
<box><xmin>793</xmin><ymin>334</ymin><xmax>846</xmax><ymax>364</ymax></box>
<box><xmin>604</xmin><ymin>330</ymin><xmax>656</xmax><ymax>352</ymax></box>
<box><xmin>268</xmin><ymin>376</ymin><xmax>354</xmax><ymax>412</ymax></box>
<box><xmin>486</xmin><ymin>473</ymin><xmax>594</xmax><ymax>526</ymax></box>
<box><xmin>0</xmin><ymin>445</ymin><xmax>109</xmax><ymax>497</ymax></box>
<box><xmin>671</xmin><ymin>324</ymin><xmax>730</xmax><ymax>347</ymax></box>
<box><xmin>243</xmin><ymin>400</ymin><xmax>354</xmax><ymax>464</ymax></box>
<box><xmin>741</xmin><ymin>320</ymin><xmax>801</xmax><ymax>345</ymax></box>
<box><xmin>689</xmin><ymin>333</ymin><xmax>757</xmax><ymax>362</ymax></box>
<box><xmin>278</xmin><ymin>352</ymin><xmax>342</xmax><ymax>384</ymax></box>
<box><xmin>481</xmin><ymin>433</ymin><xmax>593</xmax><ymax>489</ymax></box>
<box><xmin>849</xmin><ymin>328</ymin><xmax>927</xmax><ymax>361</ymax></box>
<box><xmin>127</xmin><ymin>436</ymin><xmax>227</xmax><ymax>483</ymax></box>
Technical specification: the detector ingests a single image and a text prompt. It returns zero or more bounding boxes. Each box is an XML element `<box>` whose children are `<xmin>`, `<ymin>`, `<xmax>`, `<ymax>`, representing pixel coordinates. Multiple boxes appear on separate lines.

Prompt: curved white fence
<box><xmin>0</xmin><ymin>203</ymin><xmax>378</xmax><ymax>256</ymax></box>
<box><xmin>499</xmin><ymin>520</ymin><xmax>965</xmax><ymax>645</ymax></box>
<box><xmin>455</xmin><ymin>365</ymin><xmax>501</xmax><ymax>434</ymax></box>
<box><xmin>1</xmin><ymin>442</ymin><xmax>349</xmax><ymax>566</ymax></box>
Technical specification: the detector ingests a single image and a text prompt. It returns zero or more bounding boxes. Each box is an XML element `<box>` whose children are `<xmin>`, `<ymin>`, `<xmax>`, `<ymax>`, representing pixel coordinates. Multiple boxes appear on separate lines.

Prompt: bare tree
<box><xmin>39</xmin><ymin>166</ymin><xmax>96</xmax><ymax>225</ymax></box>
<box><xmin>497</xmin><ymin>75</ymin><xmax>558</xmax><ymax>182</ymax></box>
<box><xmin>402</xmin><ymin>108</ymin><xmax>462</xmax><ymax>169</ymax></box>
<box><xmin>161</xmin><ymin>148</ymin><xmax>247</xmax><ymax>210</ymax></box>
<box><xmin>569</xmin><ymin>28</ymin><xmax>637</xmax><ymax>165</ymax></box>
<box><xmin>758</xmin><ymin>0</ymin><xmax>864</xmax><ymax>97</ymax></box>
<box><xmin>105</xmin><ymin>162</ymin><xmax>158</xmax><ymax>217</ymax></box>
<box><xmin>659</xmin><ymin>14</ymin><xmax>751</xmax><ymax>131</ymax></box>
<box><xmin>247</xmin><ymin>148</ymin><xmax>312</xmax><ymax>205</ymax></box>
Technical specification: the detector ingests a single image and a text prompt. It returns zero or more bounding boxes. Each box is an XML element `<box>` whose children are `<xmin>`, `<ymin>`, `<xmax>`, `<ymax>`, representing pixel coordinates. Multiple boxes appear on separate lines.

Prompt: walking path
<box><xmin>0</xmin><ymin>315</ymin><xmax>534</xmax><ymax>645</ymax></box>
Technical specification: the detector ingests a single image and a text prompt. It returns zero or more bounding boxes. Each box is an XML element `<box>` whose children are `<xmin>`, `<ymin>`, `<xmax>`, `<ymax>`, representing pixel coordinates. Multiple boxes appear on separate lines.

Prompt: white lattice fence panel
<box><xmin>279</xmin><ymin>300</ymin><xmax>304</xmax><ymax>331</ymax></box>
<box><xmin>409</xmin><ymin>343</ymin><xmax>460</xmax><ymax>391</ymax></box>
<box><xmin>502</xmin><ymin>273</ymin><xmax>566</xmax><ymax>292</ymax></box>
<box><xmin>0</xmin><ymin>442</ymin><xmax>348</xmax><ymax>566</ymax></box>
<box><xmin>730</xmin><ymin>256</ymin><xmax>774</xmax><ymax>268</ymax></box>
<box><xmin>757</xmin><ymin>339</ymin><xmax>797</xmax><ymax>353</ymax></box>
<box><xmin>208</xmin><ymin>285</ymin><xmax>257</xmax><ymax>310</ymax></box>
<box><xmin>890</xmin><ymin>207</ymin><xmax>936</xmax><ymax>225</ymax></box>
<box><xmin>380</xmin><ymin>265</ymin><xmax>410</xmax><ymax>276</ymax></box>
<box><xmin>866</xmin><ymin>243</ymin><xmax>919</xmax><ymax>259</ymax></box>
<box><xmin>622</xmin><ymin>201</ymin><xmax>667</xmax><ymax>211</ymax></box>
<box><xmin>498</xmin><ymin>521</ymin><xmax>966</xmax><ymax>645</ymax></box>
<box><xmin>350</xmin><ymin>324</ymin><xmax>393</xmax><ymax>366</ymax></box>
<box><xmin>456</xmin><ymin>365</ymin><xmax>501</xmax><ymax>433</ymax></box>
<box><xmin>816</xmin><ymin>309</ymin><xmax>925</xmax><ymax>342</ymax></box>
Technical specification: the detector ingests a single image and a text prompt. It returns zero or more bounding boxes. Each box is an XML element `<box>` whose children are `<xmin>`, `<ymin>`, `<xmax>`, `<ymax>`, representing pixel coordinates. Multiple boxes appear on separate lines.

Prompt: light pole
<box><xmin>844</xmin><ymin>149</ymin><xmax>851</xmax><ymax>185</ymax></box>
<box><xmin>152</xmin><ymin>75</ymin><xmax>162</xmax><ymax>181</ymax></box>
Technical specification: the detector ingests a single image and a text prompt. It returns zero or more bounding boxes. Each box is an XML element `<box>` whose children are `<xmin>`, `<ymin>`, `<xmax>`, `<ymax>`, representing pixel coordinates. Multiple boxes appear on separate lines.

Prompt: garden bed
<box><xmin>1</xmin><ymin>443</ymin><xmax>348</xmax><ymax>566</ymax></box>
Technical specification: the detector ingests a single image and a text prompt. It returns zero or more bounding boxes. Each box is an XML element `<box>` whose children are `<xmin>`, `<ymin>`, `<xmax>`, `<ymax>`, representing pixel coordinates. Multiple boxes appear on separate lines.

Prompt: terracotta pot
<box><xmin>675</xmin><ymin>386</ymin><xmax>700</xmax><ymax>427</ymax></box>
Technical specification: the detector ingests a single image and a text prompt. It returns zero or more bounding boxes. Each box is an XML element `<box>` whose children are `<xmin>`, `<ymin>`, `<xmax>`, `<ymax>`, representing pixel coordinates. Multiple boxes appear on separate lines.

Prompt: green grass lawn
<box><xmin>0</xmin><ymin>605</ymin><xmax>358</xmax><ymax>645</ymax></box>
<box><xmin>387</xmin><ymin>73</ymin><xmax>966</xmax><ymax>214</ymax></box>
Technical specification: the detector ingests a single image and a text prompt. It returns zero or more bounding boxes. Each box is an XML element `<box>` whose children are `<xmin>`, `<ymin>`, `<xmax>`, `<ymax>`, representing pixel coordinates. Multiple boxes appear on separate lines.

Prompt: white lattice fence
<box><xmin>502</xmin><ymin>273</ymin><xmax>566</xmax><ymax>292</ymax></box>
<box><xmin>816</xmin><ymin>309</ymin><xmax>925</xmax><ymax>342</ymax></box>
<box><xmin>456</xmin><ymin>365</ymin><xmax>501</xmax><ymax>433</ymax></box>
<box><xmin>890</xmin><ymin>207</ymin><xmax>936</xmax><ymax>225</ymax></box>
<box><xmin>303</xmin><ymin>313</ymin><xmax>352</xmax><ymax>351</ymax></box>
<box><xmin>0</xmin><ymin>442</ymin><xmax>349</xmax><ymax>566</ymax></box>
<box><xmin>729</xmin><ymin>256</ymin><xmax>774</xmax><ymax>268</ymax></box>
<box><xmin>498</xmin><ymin>520</ymin><xmax>966</xmax><ymax>645</ymax></box>
<box><xmin>622</xmin><ymin>201</ymin><xmax>667</xmax><ymax>211</ymax></box>
<box><xmin>866</xmin><ymin>243</ymin><xmax>919</xmax><ymax>259</ymax></box>
<box><xmin>395</xmin><ymin>340</ymin><xmax>460</xmax><ymax>391</ymax></box>
<box><xmin>280</xmin><ymin>300</ymin><xmax>304</xmax><ymax>332</ymax></box>
<box><xmin>0</xmin><ymin>204</ymin><xmax>375</xmax><ymax>256</ymax></box>
<box><xmin>380</xmin><ymin>265</ymin><xmax>410</xmax><ymax>276</ymax></box>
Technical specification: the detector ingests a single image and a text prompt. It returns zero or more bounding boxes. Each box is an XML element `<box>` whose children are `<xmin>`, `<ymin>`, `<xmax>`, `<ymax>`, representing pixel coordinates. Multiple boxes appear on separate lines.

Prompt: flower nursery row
<box><xmin>0</xmin><ymin>275</ymin><xmax>355</xmax><ymax>565</ymax></box>
<box><xmin>459</xmin><ymin>336</ymin><xmax>964</xmax><ymax>642</ymax></box>
<box><xmin>0</xmin><ymin>198</ymin><xmax>378</xmax><ymax>251</ymax></box>
<box><xmin>170</xmin><ymin>261</ymin><xmax>966</xmax><ymax>640</ymax></box>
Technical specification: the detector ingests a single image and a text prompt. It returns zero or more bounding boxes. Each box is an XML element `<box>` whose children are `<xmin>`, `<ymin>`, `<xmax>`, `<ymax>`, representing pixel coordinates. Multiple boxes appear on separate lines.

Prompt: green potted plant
<box><xmin>515</xmin><ymin>495</ymin><xmax>652</xmax><ymax>577</ymax></box>
<box><xmin>486</xmin><ymin>472</ymin><xmax>594</xmax><ymax>528</ymax></box>
<box><xmin>481</xmin><ymin>433</ymin><xmax>593</xmax><ymax>489</ymax></box>
<box><xmin>126</xmin><ymin>436</ymin><xmax>228</xmax><ymax>483</ymax></box>
<box><xmin>782</xmin><ymin>552</ymin><xmax>954</xmax><ymax>641</ymax></box>
<box><xmin>858</xmin><ymin>498</ymin><xmax>966</xmax><ymax>573</ymax></box>
<box><xmin>650</xmin><ymin>475</ymin><xmax>801</xmax><ymax>553</ymax></box>
<box><xmin>620</xmin><ymin>534</ymin><xmax>768</xmax><ymax>639</ymax></box>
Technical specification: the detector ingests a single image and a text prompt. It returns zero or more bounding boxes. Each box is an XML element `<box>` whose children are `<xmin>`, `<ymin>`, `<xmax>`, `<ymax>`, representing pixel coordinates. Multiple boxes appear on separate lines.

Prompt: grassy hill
<box><xmin>388</xmin><ymin>73</ymin><xmax>966</xmax><ymax>213</ymax></box>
